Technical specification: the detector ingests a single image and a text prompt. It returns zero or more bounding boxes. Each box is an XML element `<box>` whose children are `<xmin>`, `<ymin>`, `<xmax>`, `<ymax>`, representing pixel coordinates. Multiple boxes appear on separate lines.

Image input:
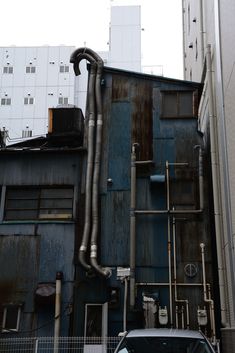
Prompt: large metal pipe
<box><xmin>123</xmin><ymin>277</ymin><xmax>128</xmax><ymax>332</ymax></box>
<box><xmin>54</xmin><ymin>271</ymin><xmax>63</xmax><ymax>353</ymax></box>
<box><xmin>166</xmin><ymin>161</ymin><xmax>173</xmax><ymax>327</ymax></box>
<box><xmin>206</xmin><ymin>44</ymin><xmax>227</xmax><ymax>326</ymax></box>
<box><xmin>194</xmin><ymin>145</ymin><xmax>204</xmax><ymax>210</ymax></box>
<box><xmin>70</xmin><ymin>49</ymin><xmax>97</xmax><ymax>271</ymax></box>
<box><xmin>200</xmin><ymin>243</ymin><xmax>216</xmax><ymax>343</ymax></box>
<box><xmin>71</xmin><ymin>48</ymin><xmax>110</xmax><ymax>277</ymax></box>
<box><xmin>90</xmin><ymin>50</ymin><xmax>111</xmax><ymax>277</ymax></box>
<box><xmin>130</xmin><ymin>144</ymin><xmax>137</xmax><ymax>308</ymax></box>
<box><xmin>173</xmin><ymin>213</ymin><xmax>190</xmax><ymax>329</ymax></box>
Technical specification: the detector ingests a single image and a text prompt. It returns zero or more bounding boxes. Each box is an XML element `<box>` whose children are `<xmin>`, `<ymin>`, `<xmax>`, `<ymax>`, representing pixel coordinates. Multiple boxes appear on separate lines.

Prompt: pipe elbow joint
<box><xmin>79</xmin><ymin>250</ymin><xmax>91</xmax><ymax>271</ymax></box>
<box><xmin>90</xmin><ymin>257</ymin><xmax>112</xmax><ymax>278</ymax></box>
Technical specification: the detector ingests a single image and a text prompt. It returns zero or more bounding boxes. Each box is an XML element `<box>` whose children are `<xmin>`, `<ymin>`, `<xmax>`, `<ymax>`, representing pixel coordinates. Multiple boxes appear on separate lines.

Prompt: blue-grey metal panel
<box><xmin>0</xmin><ymin>153</ymin><xmax>82</xmax><ymax>186</ymax></box>
<box><xmin>101</xmin><ymin>191</ymin><xmax>130</xmax><ymax>265</ymax></box>
<box><xmin>0</xmin><ymin>235</ymin><xmax>39</xmax><ymax>310</ymax></box>
<box><xmin>107</xmin><ymin>102</ymin><xmax>131</xmax><ymax>191</ymax></box>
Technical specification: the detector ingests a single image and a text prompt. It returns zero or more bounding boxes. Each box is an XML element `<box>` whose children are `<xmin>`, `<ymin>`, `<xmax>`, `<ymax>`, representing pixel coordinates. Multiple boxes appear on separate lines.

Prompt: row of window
<box><xmin>1</xmin><ymin>186</ymin><xmax>74</xmax><ymax>221</ymax></box>
<box><xmin>1</xmin><ymin>97</ymin><xmax>69</xmax><ymax>106</ymax></box>
<box><xmin>2</xmin><ymin>65</ymin><xmax>70</xmax><ymax>74</ymax></box>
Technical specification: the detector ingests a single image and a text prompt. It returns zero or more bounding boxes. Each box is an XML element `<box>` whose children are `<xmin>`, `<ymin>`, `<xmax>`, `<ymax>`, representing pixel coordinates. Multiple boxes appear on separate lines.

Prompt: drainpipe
<box><xmin>90</xmin><ymin>54</ymin><xmax>111</xmax><ymax>277</ymax></box>
<box><xmin>130</xmin><ymin>144</ymin><xmax>137</xmax><ymax>308</ymax></box>
<box><xmin>70</xmin><ymin>48</ymin><xmax>111</xmax><ymax>277</ymax></box>
<box><xmin>194</xmin><ymin>145</ymin><xmax>204</xmax><ymax>211</ymax></box>
<box><xmin>70</xmin><ymin>50</ymin><xmax>97</xmax><ymax>272</ymax></box>
<box><xmin>173</xmin><ymin>213</ymin><xmax>190</xmax><ymax>329</ymax></box>
<box><xmin>206</xmin><ymin>44</ymin><xmax>227</xmax><ymax>326</ymax></box>
<box><xmin>123</xmin><ymin>277</ymin><xmax>128</xmax><ymax>332</ymax></box>
<box><xmin>166</xmin><ymin>161</ymin><xmax>173</xmax><ymax>327</ymax></box>
<box><xmin>200</xmin><ymin>244</ymin><xmax>216</xmax><ymax>344</ymax></box>
<box><xmin>54</xmin><ymin>271</ymin><xmax>63</xmax><ymax>353</ymax></box>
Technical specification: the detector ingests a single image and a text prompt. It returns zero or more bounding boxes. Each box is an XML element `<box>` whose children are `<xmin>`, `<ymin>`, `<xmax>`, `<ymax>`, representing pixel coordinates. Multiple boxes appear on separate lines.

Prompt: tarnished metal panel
<box><xmin>107</xmin><ymin>102</ymin><xmax>131</xmax><ymax>191</ymax></box>
<box><xmin>112</xmin><ymin>75</ymin><xmax>130</xmax><ymax>102</ymax></box>
<box><xmin>131</xmin><ymin>79</ymin><xmax>153</xmax><ymax>161</ymax></box>
<box><xmin>0</xmin><ymin>235</ymin><xmax>39</xmax><ymax>308</ymax></box>
<box><xmin>111</xmin><ymin>74</ymin><xmax>153</xmax><ymax>162</ymax></box>
<box><xmin>37</xmin><ymin>224</ymin><xmax>75</xmax><ymax>282</ymax></box>
<box><xmin>101</xmin><ymin>191</ymin><xmax>130</xmax><ymax>265</ymax></box>
<box><xmin>0</xmin><ymin>153</ymin><xmax>82</xmax><ymax>186</ymax></box>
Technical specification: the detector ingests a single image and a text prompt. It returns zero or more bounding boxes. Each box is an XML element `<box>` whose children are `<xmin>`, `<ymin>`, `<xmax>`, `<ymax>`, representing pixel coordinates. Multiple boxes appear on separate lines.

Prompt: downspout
<box><xmin>90</xmin><ymin>53</ymin><xmax>111</xmax><ymax>277</ymax></box>
<box><xmin>130</xmin><ymin>144</ymin><xmax>137</xmax><ymax>308</ymax></box>
<box><xmin>54</xmin><ymin>271</ymin><xmax>63</xmax><ymax>353</ymax></box>
<box><xmin>200</xmin><ymin>243</ymin><xmax>216</xmax><ymax>344</ymax></box>
<box><xmin>173</xmin><ymin>213</ymin><xmax>190</xmax><ymax>329</ymax></box>
<box><xmin>206</xmin><ymin>44</ymin><xmax>227</xmax><ymax>326</ymax></box>
<box><xmin>194</xmin><ymin>145</ymin><xmax>204</xmax><ymax>211</ymax></box>
<box><xmin>70</xmin><ymin>50</ymin><xmax>97</xmax><ymax>271</ymax></box>
<box><xmin>166</xmin><ymin>161</ymin><xmax>173</xmax><ymax>327</ymax></box>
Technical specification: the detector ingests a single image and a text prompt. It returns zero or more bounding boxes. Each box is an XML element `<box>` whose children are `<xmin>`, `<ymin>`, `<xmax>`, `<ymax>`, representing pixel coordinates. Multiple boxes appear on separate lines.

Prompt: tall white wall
<box><xmin>0</xmin><ymin>46</ymin><xmax>75</xmax><ymax>141</ymax></box>
<box><xmin>109</xmin><ymin>5</ymin><xmax>141</xmax><ymax>71</ymax></box>
<box><xmin>0</xmin><ymin>6</ymin><xmax>141</xmax><ymax>141</ymax></box>
<box><xmin>182</xmin><ymin>0</ymin><xmax>235</xmax><ymax>348</ymax></box>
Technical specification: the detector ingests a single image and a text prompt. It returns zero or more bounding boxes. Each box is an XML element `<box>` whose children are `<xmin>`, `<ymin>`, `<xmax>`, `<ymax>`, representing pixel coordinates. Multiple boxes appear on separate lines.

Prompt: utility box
<box><xmin>48</xmin><ymin>106</ymin><xmax>84</xmax><ymax>146</ymax></box>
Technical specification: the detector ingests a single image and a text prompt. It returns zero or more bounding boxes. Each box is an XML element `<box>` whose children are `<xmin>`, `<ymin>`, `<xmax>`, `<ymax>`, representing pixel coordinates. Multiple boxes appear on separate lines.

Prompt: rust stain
<box><xmin>131</xmin><ymin>79</ymin><xmax>153</xmax><ymax>161</ymax></box>
<box><xmin>112</xmin><ymin>75</ymin><xmax>130</xmax><ymax>101</ymax></box>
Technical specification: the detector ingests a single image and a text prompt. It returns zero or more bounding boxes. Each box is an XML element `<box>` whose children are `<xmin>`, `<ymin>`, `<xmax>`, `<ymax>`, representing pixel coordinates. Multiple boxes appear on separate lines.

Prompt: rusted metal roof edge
<box><xmin>0</xmin><ymin>147</ymin><xmax>86</xmax><ymax>154</ymax></box>
<box><xmin>102</xmin><ymin>65</ymin><xmax>202</xmax><ymax>88</ymax></box>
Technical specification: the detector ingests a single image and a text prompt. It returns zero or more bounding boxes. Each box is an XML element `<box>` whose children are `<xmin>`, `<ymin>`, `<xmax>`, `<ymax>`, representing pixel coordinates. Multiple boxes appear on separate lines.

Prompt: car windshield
<box><xmin>117</xmin><ymin>337</ymin><xmax>213</xmax><ymax>353</ymax></box>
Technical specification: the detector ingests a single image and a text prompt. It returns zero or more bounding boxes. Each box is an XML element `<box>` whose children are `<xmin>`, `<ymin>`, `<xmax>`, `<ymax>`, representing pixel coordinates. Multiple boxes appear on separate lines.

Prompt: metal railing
<box><xmin>0</xmin><ymin>336</ymin><xmax>121</xmax><ymax>353</ymax></box>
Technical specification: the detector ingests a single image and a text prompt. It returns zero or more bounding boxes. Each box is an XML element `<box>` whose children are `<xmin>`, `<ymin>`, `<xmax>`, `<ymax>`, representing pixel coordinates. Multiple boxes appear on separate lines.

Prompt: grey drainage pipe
<box><xmin>71</xmin><ymin>48</ymin><xmax>111</xmax><ymax>277</ymax></box>
<box><xmin>166</xmin><ymin>161</ymin><xmax>173</xmax><ymax>327</ymax></box>
<box><xmin>130</xmin><ymin>144</ymin><xmax>137</xmax><ymax>308</ymax></box>
<box><xmin>173</xmin><ymin>213</ymin><xmax>190</xmax><ymax>329</ymax></box>
<box><xmin>54</xmin><ymin>271</ymin><xmax>63</xmax><ymax>353</ymax></box>
<box><xmin>200</xmin><ymin>243</ymin><xmax>216</xmax><ymax>344</ymax></box>
<box><xmin>206</xmin><ymin>44</ymin><xmax>227</xmax><ymax>326</ymax></box>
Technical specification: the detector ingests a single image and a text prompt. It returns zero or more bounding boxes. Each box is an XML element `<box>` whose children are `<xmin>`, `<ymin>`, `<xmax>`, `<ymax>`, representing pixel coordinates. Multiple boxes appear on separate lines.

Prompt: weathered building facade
<box><xmin>0</xmin><ymin>50</ymin><xmax>218</xmax><ymax>348</ymax></box>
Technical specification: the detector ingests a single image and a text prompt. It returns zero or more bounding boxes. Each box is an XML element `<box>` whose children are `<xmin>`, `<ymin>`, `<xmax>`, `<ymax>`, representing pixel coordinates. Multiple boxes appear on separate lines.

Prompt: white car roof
<box><xmin>126</xmin><ymin>329</ymin><xmax>204</xmax><ymax>339</ymax></box>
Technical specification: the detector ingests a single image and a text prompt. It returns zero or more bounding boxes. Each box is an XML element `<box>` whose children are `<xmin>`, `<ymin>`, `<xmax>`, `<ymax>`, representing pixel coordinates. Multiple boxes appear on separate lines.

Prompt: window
<box><xmin>84</xmin><ymin>303</ymin><xmax>108</xmax><ymax>338</ymax></box>
<box><xmin>24</xmin><ymin>97</ymin><xmax>34</xmax><ymax>105</ymax></box>
<box><xmin>59</xmin><ymin>65</ymin><xmax>69</xmax><ymax>73</ymax></box>
<box><xmin>58</xmin><ymin>97</ymin><xmax>69</xmax><ymax>105</ymax></box>
<box><xmin>1</xmin><ymin>98</ymin><xmax>11</xmax><ymax>105</ymax></box>
<box><xmin>26</xmin><ymin>66</ymin><xmax>36</xmax><ymax>73</ymax></box>
<box><xmin>3</xmin><ymin>66</ymin><xmax>13</xmax><ymax>74</ymax></box>
<box><xmin>4</xmin><ymin>186</ymin><xmax>74</xmax><ymax>221</ymax></box>
<box><xmin>161</xmin><ymin>90</ymin><xmax>197</xmax><ymax>118</ymax></box>
<box><xmin>2</xmin><ymin>304</ymin><xmax>21</xmax><ymax>332</ymax></box>
<box><xmin>22</xmin><ymin>129</ymin><xmax>32</xmax><ymax>138</ymax></box>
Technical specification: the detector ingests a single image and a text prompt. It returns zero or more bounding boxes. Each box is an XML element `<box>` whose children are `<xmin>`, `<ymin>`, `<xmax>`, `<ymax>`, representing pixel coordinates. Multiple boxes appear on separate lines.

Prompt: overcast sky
<box><xmin>0</xmin><ymin>0</ymin><xmax>183</xmax><ymax>79</ymax></box>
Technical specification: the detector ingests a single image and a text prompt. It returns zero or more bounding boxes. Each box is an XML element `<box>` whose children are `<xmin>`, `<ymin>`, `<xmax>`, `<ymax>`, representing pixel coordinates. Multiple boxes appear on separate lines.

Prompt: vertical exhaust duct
<box><xmin>70</xmin><ymin>48</ymin><xmax>111</xmax><ymax>277</ymax></box>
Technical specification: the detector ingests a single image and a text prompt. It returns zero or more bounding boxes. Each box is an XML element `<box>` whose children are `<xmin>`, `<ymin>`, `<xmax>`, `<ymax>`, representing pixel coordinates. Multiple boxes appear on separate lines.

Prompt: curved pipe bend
<box><xmin>70</xmin><ymin>47</ymin><xmax>103</xmax><ymax>76</ymax></box>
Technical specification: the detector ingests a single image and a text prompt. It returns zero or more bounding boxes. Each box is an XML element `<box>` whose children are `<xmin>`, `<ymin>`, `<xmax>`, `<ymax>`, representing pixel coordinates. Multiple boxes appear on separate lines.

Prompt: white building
<box><xmin>0</xmin><ymin>6</ymin><xmax>141</xmax><ymax>142</ymax></box>
<box><xmin>182</xmin><ymin>1</ymin><xmax>235</xmax><ymax>351</ymax></box>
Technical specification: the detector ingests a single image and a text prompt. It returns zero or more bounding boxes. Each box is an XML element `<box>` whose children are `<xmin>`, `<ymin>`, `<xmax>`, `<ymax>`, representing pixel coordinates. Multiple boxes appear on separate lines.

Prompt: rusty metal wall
<box><xmin>0</xmin><ymin>151</ymin><xmax>83</xmax><ymax>336</ymax></box>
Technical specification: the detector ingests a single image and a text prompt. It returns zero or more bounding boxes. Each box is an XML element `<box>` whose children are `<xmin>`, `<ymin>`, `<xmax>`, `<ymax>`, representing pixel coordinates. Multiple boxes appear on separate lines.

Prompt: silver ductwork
<box><xmin>70</xmin><ymin>48</ymin><xmax>111</xmax><ymax>277</ymax></box>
